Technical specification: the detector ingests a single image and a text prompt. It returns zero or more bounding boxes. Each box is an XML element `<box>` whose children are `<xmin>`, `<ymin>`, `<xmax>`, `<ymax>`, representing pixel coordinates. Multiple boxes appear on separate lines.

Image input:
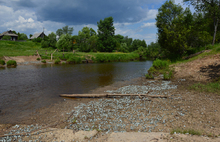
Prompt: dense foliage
<box><xmin>2</xmin><ymin>35</ymin><xmax>11</xmax><ymax>40</ymax></box>
<box><xmin>155</xmin><ymin>0</ymin><xmax>219</xmax><ymax>60</ymax></box>
<box><xmin>97</xmin><ymin>17</ymin><xmax>116</xmax><ymax>52</ymax></box>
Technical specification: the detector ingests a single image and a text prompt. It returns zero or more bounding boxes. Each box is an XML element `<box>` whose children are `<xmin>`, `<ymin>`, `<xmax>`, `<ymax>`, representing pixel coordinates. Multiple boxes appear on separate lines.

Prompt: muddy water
<box><xmin>0</xmin><ymin>61</ymin><xmax>152</xmax><ymax>123</ymax></box>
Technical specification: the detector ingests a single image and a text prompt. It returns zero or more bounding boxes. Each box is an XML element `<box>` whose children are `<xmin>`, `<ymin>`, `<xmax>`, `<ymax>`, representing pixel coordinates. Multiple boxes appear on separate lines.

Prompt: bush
<box><xmin>67</xmin><ymin>56</ymin><xmax>82</xmax><ymax>64</ymax></box>
<box><xmin>163</xmin><ymin>70</ymin><xmax>173</xmax><ymax>80</ymax></box>
<box><xmin>148</xmin><ymin>67</ymin><xmax>156</xmax><ymax>74</ymax></box>
<box><xmin>7</xmin><ymin>60</ymin><xmax>17</xmax><ymax>66</ymax></box>
<box><xmin>32</xmin><ymin>37</ymin><xmax>43</xmax><ymax>43</ymax></box>
<box><xmin>36</xmin><ymin>58</ymin><xmax>40</xmax><ymax>61</ymax></box>
<box><xmin>2</xmin><ymin>35</ymin><xmax>11</xmax><ymax>40</ymax></box>
<box><xmin>41</xmin><ymin>40</ymin><xmax>49</xmax><ymax>48</ymax></box>
<box><xmin>54</xmin><ymin>59</ymin><xmax>61</xmax><ymax>64</ymax></box>
<box><xmin>0</xmin><ymin>59</ymin><xmax>5</xmax><ymax>65</ymax></box>
<box><xmin>145</xmin><ymin>73</ymin><xmax>154</xmax><ymax>79</ymax></box>
<box><xmin>41</xmin><ymin>60</ymin><xmax>46</xmax><ymax>63</ymax></box>
<box><xmin>153</xmin><ymin>59</ymin><xmax>169</xmax><ymax>69</ymax></box>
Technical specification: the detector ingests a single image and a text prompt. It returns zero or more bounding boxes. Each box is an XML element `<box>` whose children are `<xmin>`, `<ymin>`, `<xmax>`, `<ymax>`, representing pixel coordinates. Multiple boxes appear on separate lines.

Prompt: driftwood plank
<box><xmin>183</xmin><ymin>50</ymin><xmax>205</xmax><ymax>60</ymax></box>
<box><xmin>59</xmin><ymin>94</ymin><xmax>167</xmax><ymax>98</ymax></box>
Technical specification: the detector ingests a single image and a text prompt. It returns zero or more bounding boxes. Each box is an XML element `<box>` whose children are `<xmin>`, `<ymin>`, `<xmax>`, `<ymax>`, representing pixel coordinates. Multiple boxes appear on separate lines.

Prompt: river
<box><xmin>0</xmin><ymin>61</ymin><xmax>152</xmax><ymax>123</ymax></box>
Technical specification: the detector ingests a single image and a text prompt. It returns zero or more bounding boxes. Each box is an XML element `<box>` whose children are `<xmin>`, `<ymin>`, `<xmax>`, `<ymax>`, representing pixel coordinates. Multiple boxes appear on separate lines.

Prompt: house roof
<box><xmin>30</xmin><ymin>32</ymin><xmax>44</xmax><ymax>39</ymax></box>
<box><xmin>0</xmin><ymin>30</ymin><xmax>18</xmax><ymax>37</ymax></box>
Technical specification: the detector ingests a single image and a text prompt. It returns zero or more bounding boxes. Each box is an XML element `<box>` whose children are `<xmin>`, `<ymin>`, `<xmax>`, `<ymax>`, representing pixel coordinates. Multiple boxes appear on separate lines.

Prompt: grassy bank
<box><xmin>146</xmin><ymin>43</ymin><xmax>220</xmax><ymax>94</ymax></box>
<box><xmin>0</xmin><ymin>40</ymin><xmax>139</xmax><ymax>63</ymax></box>
<box><xmin>0</xmin><ymin>40</ymin><xmax>54</xmax><ymax>58</ymax></box>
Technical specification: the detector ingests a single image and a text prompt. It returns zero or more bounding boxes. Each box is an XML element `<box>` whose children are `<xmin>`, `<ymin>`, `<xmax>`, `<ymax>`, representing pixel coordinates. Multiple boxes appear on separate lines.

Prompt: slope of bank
<box><xmin>0</xmin><ymin>40</ymin><xmax>139</xmax><ymax>64</ymax></box>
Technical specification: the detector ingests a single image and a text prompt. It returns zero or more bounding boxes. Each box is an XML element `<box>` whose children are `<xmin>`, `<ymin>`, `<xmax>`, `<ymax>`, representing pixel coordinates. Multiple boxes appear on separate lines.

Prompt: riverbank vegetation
<box><xmin>6</xmin><ymin>60</ymin><xmax>17</xmax><ymax>67</ymax></box>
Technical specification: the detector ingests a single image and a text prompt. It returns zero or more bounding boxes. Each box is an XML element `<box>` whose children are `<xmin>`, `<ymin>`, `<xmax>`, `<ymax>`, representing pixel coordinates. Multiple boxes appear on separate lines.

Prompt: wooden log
<box><xmin>59</xmin><ymin>94</ymin><xmax>167</xmax><ymax>98</ymax></box>
<box><xmin>183</xmin><ymin>50</ymin><xmax>205</xmax><ymax>60</ymax></box>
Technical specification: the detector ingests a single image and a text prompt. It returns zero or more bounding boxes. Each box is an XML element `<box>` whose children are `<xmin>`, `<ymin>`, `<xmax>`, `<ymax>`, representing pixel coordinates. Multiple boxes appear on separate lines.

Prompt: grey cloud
<box><xmin>34</xmin><ymin>0</ymin><xmax>163</xmax><ymax>25</ymax></box>
<box><xmin>15</xmin><ymin>0</ymin><xmax>36</xmax><ymax>8</ymax></box>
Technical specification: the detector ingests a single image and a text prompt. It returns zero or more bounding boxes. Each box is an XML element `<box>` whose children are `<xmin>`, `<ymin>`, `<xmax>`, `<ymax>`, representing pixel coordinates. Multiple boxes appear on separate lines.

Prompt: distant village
<box><xmin>0</xmin><ymin>30</ymin><xmax>45</xmax><ymax>41</ymax></box>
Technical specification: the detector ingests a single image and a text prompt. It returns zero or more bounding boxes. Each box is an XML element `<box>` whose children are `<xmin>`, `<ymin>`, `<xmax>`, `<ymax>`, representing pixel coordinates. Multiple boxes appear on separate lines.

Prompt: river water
<box><xmin>0</xmin><ymin>61</ymin><xmax>152</xmax><ymax>123</ymax></box>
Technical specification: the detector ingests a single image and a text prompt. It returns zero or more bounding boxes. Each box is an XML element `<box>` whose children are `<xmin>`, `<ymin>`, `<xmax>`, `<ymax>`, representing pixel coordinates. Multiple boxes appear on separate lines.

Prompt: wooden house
<box><xmin>30</xmin><ymin>32</ymin><xmax>46</xmax><ymax>40</ymax></box>
<box><xmin>0</xmin><ymin>30</ymin><xmax>18</xmax><ymax>41</ymax></box>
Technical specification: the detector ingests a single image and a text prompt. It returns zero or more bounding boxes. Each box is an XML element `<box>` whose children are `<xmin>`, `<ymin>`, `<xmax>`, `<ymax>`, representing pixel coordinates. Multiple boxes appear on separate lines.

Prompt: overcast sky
<box><xmin>0</xmin><ymin>0</ymin><xmax>190</xmax><ymax>44</ymax></box>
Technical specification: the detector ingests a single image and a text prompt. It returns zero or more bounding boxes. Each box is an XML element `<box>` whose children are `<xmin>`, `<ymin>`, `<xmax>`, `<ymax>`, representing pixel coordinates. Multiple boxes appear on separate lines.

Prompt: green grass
<box><xmin>147</xmin><ymin>59</ymin><xmax>172</xmax><ymax>78</ymax></box>
<box><xmin>54</xmin><ymin>59</ymin><xmax>61</xmax><ymax>64</ymax></box>
<box><xmin>7</xmin><ymin>60</ymin><xmax>17</xmax><ymax>66</ymax></box>
<box><xmin>0</xmin><ymin>40</ymin><xmax>139</xmax><ymax>63</ymax></box>
<box><xmin>173</xmin><ymin>43</ymin><xmax>220</xmax><ymax>65</ymax></box>
<box><xmin>190</xmin><ymin>81</ymin><xmax>220</xmax><ymax>94</ymax></box>
<box><xmin>0</xmin><ymin>59</ymin><xmax>5</xmax><ymax>65</ymax></box>
<box><xmin>145</xmin><ymin>73</ymin><xmax>154</xmax><ymax>79</ymax></box>
<box><xmin>0</xmin><ymin>40</ymin><xmax>54</xmax><ymax>58</ymax></box>
<box><xmin>171</xmin><ymin>128</ymin><xmax>202</xmax><ymax>136</ymax></box>
<box><xmin>41</xmin><ymin>60</ymin><xmax>46</xmax><ymax>63</ymax></box>
<box><xmin>153</xmin><ymin>59</ymin><xmax>169</xmax><ymax>69</ymax></box>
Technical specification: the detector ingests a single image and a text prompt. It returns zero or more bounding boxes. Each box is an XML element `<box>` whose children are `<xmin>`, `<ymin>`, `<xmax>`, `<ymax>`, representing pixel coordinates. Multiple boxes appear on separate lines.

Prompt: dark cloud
<box><xmin>34</xmin><ymin>0</ymin><xmax>162</xmax><ymax>25</ymax></box>
<box><xmin>15</xmin><ymin>0</ymin><xmax>36</xmax><ymax>8</ymax></box>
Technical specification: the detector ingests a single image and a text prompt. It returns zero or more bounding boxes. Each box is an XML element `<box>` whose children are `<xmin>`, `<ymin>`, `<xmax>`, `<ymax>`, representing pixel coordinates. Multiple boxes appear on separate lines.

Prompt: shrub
<box><xmin>2</xmin><ymin>35</ymin><xmax>11</xmax><ymax>40</ymax></box>
<box><xmin>54</xmin><ymin>59</ymin><xmax>61</xmax><ymax>64</ymax></box>
<box><xmin>67</xmin><ymin>56</ymin><xmax>82</xmax><ymax>64</ymax></box>
<box><xmin>7</xmin><ymin>60</ymin><xmax>17</xmax><ymax>66</ymax></box>
<box><xmin>41</xmin><ymin>40</ymin><xmax>49</xmax><ymax>48</ymax></box>
<box><xmin>36</xmin><ymin>58</ymin><xmax>40</xmax><ymax>61</ymax></box>
<box><xmin>145</xmin><ymin>73</ymin><xmax>154</xmax><ymax>79</ymax></box>
<box><xmin>148</xmin><ymin>67</ymin><xmax>156</xmax><ymax>74</ymax></box>
<box><xmin>41</xmin><ymin>60</ymin><xmax>46</xmax><ymax>63</ymax></box>
<box><xmin>153</xmin><ymin>59</ymin><xmax>169</xmax><ymax>69</ymax></box>
<box><xmin>32</xmin><ymin>37</ymin><xmax>43</xmax><ymax>43</ymax></box>
<box><xmin>0</xmin><ymin>59</ymin><xmax>5</xmax><ymax>65</ymax></box>
<box><xmin>163</xmin><ymin>70</ymin><xmax>173</xmax><ymax>80</ymax></box>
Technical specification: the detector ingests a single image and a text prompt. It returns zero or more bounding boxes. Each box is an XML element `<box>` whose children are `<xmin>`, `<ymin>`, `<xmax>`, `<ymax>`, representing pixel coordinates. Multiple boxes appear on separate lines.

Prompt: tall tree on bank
<box><xmin>97</xmin><ymin>17</ymin><xmax>116</xmax><ymax>52</ymax></box>
<box><xmin>56</xmin><ymin>25</ymin><xmax>74</xmax><ymax>39</ymax></box>
<box><xmin>184</xmin><ymin>0</ymin><xmax>220</xmax><ymax>45</ymax></box>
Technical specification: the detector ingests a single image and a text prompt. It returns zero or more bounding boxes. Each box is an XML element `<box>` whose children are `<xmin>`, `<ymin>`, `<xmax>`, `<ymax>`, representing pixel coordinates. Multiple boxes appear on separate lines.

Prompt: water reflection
<box><xmin>0</xmin><ymin>61</ymin><xmax>152</xmax><ymax>123</ymax></box>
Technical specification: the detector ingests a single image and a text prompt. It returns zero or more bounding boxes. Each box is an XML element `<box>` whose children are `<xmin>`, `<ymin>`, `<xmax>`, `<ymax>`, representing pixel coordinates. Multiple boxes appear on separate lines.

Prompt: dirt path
<box><xmin>3</xmin><ymin>56</ymin><xmax>40</xmax><ymax>63</ymax></box>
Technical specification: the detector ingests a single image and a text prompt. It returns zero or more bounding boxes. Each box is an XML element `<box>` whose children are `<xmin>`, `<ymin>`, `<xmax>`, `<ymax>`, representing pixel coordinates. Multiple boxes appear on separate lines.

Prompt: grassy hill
<box><xmin>0</xmin><ymin>40</ymin><xmax>54</xmax><ymax>58</ymax></box>
<box><xmin>0</xmin><ymin>40</ymin><xmax>139</xmax><ymax>62</ymax></box>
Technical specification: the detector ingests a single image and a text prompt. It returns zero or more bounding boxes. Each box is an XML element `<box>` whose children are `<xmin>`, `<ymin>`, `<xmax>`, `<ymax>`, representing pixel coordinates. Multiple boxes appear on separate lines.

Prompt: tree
<box><xmin>62</xmin><ymin>25</ymin><xmax>74</xmax><ymax>35</ymax></box>
<box><xmin>130</xmin><ymin>39</ymin><xmax>146</xmax><ymax>52</ymax></box>
<box><xmin>156</xmin><ymin>0</ymin><xmax>190</xmax><ymax>59</ymax></box>
<box><xmin>56</xmin><ymin>34</ymin><xmax>73</xmax><ymax>52</ymax></box>
<box><xmin>184</xmin><ymin>0</ymin><xmax>220</xmax><ymax>45</ymax></box>
<box><xmin>47</xmin><ymin>32</ymin><xmax>57</xmax><ymax>48</ymax></box>
<box><xmin>17</xmin><ymin>33</ymin><xmax>28</xmax><ymax>40</ymax></box>
<box><xmin>56</xmin><ymin>29</ymin><xmax>63</xmax><ymax>38</ymax></box>
<box><xmin>29</xmin><ymin>34</ymin><xmax>33</xmax><ymax>39</ymax></box>
<box><xmin>56</xmin><ymin>26</ymin><xmax>74</xmax><ymax>39</ymax></box>
<box><xmin>97</xmin><ymin>17</ymin><xmax>116</xmax><ymax>52</ymax></box>
<box><xmin>77</xmin><ymin>27</ymin><xmax>98</xmax><ymax>52</ymax></box>
<box><xmin>122</xmin><ymin>36</ymin><xmax>133</xmax><ymax>50</ymax></box>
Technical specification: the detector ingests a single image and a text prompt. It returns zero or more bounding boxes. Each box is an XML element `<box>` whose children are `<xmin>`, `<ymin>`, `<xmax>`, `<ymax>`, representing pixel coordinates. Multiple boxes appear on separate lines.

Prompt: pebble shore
<box><xmin>1</xmin><ymin>78</ymin><xmax>187</xmax><ymax>141</ymax></box>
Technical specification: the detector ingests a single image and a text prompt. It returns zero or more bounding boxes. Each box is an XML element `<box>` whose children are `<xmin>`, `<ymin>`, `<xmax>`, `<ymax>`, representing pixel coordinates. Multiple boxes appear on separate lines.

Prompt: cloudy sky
<box><xmin>0</xmin><ymin>0</ymin><xmax>190</xmax><ymax>44</ymax></box>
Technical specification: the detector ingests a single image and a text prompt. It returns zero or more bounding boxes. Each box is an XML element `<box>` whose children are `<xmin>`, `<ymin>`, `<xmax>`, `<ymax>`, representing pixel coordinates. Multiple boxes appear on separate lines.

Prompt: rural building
<box><xmin>0</xmin><ymin>30</ymin><xmax>18</xmax><ymax>41</ymax></box>
<box><xmin>30</xmin><ymin>32</ymin><xmax>46</xmax><ymax>40</ymax></box>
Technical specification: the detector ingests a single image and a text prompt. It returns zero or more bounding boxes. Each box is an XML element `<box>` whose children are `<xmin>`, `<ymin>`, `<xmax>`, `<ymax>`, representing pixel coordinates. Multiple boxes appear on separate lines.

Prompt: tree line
<box><xmin>155</xmin><ymin>0</ymin><xmax>220</xmax><ymax>60</ymax></box>
<box><xmin>34</xmin><ymin>17</ymin><xmax>148</xmax><ymax>53</ymax></box>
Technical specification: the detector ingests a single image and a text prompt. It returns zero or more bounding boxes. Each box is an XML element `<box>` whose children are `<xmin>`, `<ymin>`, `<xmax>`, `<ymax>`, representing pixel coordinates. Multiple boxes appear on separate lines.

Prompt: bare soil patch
<box><xmin>174</xmin><ymin>54</ymin><xmax>220</xmax><ymax>82</ymax></box>
<box><xmin>4</xmin><ymin>56</ymin><xmax>40</xmax><ymax>63</ymax></box>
